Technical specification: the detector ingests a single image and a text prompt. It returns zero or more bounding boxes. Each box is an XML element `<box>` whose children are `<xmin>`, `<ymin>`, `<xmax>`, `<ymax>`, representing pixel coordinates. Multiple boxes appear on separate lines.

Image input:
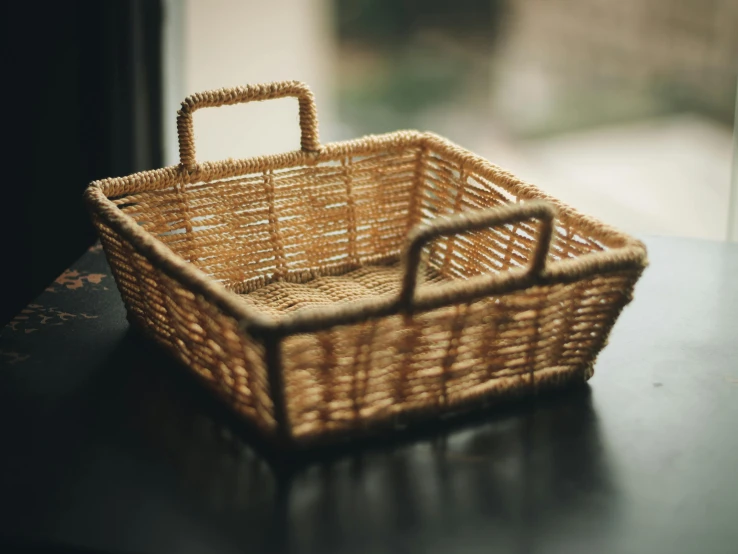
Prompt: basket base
<box><xmin>235</xmin><ymin>259</ymin><xmax>444</xmax><ymax>316</ymax></box>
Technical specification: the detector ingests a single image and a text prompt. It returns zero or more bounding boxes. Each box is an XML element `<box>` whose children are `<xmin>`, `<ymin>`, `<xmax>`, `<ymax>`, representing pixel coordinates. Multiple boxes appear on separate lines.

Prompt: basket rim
<box><xmin>85</xmin><ymin>130</ymin><xmax>647</xmax><ymax>338</ymax></box>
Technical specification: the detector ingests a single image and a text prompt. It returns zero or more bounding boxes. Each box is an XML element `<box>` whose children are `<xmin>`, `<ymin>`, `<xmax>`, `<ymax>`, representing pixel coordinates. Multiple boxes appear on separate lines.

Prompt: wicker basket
<box><xmin>85</xmin><ymin>81</ymin><xmax>647</xmax><ymax>448</ymax></box>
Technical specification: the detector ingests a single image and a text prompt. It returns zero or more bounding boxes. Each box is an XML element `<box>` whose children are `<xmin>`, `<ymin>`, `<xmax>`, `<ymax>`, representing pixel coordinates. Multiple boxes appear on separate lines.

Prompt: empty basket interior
<box><xmin>111</xmin><ymin>136</ymin><xmax>621</xmax><ymax>319</ymax></box>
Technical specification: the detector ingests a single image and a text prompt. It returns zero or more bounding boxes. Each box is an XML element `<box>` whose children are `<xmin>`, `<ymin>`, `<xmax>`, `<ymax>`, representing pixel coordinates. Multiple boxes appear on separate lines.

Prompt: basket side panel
<box><xmin>417</xmin><ymin>148</ymin><xmax>612</xmax><ymax>280</ymax></box>
<box><xmin>112</xmin><ymin>147</ymin><xmax>421</xmax><ymax>292</ymax></box>
<box><xmin>280</xmin><ymin>268</ymin><xmax>640</xmax><ymax>444</ymax></box>
<box><xmin>273</xmin><ymin>149</ymin><xmax>421</xmax><ymax>280</ymax></box>
<box><xmin>92</xmin><ymin>216</ymin><xmax>277</xmax><ymax>434</ymax></box>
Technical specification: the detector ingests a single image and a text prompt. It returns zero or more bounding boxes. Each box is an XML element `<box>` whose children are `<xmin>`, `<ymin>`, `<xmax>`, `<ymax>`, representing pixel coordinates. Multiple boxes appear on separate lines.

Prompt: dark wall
<box><xmin>2</xmin><ymin>0</ymin><xmax>163</xmax><ymax>325</ymax></box>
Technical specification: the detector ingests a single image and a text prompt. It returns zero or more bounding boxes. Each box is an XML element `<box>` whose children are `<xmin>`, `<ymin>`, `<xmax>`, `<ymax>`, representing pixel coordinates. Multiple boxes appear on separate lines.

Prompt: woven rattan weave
<box><xmin>85</xmin><ymin>81</ymin><xmax>647</xmax><ymax>447</ymax></box>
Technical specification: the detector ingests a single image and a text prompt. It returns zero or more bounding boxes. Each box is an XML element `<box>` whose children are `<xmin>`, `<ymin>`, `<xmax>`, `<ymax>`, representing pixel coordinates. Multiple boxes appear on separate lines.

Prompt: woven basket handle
<box><xmin>176</xmin><ymin>81</ymin><xmax>321</xmax><ymax>173</ymax></box>
<box><xmin>399</xmin><ymin>201</ymin><xmax>556</xmax><ymax>308</ymax></box>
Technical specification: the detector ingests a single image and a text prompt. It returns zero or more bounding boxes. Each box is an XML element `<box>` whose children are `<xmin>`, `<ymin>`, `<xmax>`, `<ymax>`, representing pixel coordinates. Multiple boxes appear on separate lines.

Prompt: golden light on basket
<box><xmin>85</xmin><ymin>81</ymin><xmax>647</xmax><ymax>448</ymax></box>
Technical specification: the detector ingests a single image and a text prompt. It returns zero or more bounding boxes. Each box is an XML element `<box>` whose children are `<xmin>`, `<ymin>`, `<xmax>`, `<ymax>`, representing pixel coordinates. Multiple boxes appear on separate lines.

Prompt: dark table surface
<box><xmin>1</xmin><ymin>236</ymin><xmax>737</xmax><ymax>554</ymax></box>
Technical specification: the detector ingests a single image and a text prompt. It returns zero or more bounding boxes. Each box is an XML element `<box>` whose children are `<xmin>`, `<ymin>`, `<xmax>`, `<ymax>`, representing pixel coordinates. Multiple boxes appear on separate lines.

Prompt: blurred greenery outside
<box><xmin>334</xmin><ymin>0</ymin><xmax>736</xmax><ymax>140</ymax></box>
<box><xmin>335</xmin><ymin>0</ymin><xmax>500</xmax><ymax>134</ymax></box>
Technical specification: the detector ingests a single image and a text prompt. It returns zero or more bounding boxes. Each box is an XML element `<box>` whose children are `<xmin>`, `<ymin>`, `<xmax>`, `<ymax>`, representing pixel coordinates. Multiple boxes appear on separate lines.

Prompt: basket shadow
<box><xmin>116</xmin><ymin>326</ymin><xmax>613</xmax><ymax>468</ymax></box>
<box><xmin>108</xmin><ymin>329</ymin><xmax>621</xmax><ymax>552</ymax></box>
<box><xmin>0</xmin><ymin>324</ymin><xmax>622</xmax><ymax>553</ymax></box>
<box><xmin>118</xmin><ymin>326</ymin><xmax>601</xmax><ymax>467</ymax></box>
